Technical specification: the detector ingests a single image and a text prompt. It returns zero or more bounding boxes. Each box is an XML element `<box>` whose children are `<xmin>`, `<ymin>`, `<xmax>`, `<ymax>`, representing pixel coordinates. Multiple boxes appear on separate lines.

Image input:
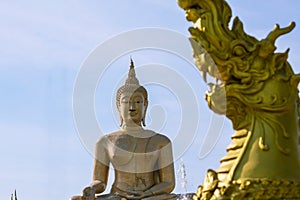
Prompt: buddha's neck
<box><xmin>121</xmin><ymin>125</ymin><xmax>143</xmax><ymax>132</ymax></box>
<box><xmin>121</xmin><ymin>125</ymin><xmax>154</xmax><ymax>138</ymax></box>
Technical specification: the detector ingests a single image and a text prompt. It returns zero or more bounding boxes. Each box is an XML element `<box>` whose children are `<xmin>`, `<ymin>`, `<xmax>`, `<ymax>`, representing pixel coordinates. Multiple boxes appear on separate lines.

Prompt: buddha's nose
<box><xmin>129</xmin><ymin>103</ymin><xmax>136</xmax><ymax>111</ymax></box>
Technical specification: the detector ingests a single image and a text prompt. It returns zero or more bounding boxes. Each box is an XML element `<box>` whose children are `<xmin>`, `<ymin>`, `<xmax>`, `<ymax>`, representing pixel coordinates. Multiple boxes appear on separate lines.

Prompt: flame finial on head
<box><xmin>125</xmin><ymin>58</ymin><xmax>140</xmax><ymax>86</ymax></box>
<box><xmin>116</xmin><ymin>58</ymin><xmax>147</xmax><ymax>106</ymax></box>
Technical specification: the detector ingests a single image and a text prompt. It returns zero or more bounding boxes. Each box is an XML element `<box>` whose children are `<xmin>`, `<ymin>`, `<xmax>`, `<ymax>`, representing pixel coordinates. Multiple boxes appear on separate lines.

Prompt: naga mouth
<box><xmin>178</xmin><ymin>1</ymin><xmax>234</xmax><ymax>94</ymax></box>
<box><xmin>177</xmin><ymin>0</ymin><xmax>199</xmax><ymax>10</ymax></box>
<box><xmin>189</xmin><ymin>38</ymin><xmax>226</xmax><ymax>93</ymax></box>
<box><xmin>185</xmin><ymin>5</ymin><xmax>206</xmax><ymax>24</ymax></box>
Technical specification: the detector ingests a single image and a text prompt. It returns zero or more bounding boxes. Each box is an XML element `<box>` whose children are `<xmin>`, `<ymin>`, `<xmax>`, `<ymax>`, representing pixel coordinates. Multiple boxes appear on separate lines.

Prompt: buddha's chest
<box><xmin>110</xmin><ymin>135</ymin><xmax>155</xmax><ymax>152</ymax></box>
<box><xmin>107</xmin><ymin>135</ymin><xmax>159</xmax><ymax>171</ymax></box>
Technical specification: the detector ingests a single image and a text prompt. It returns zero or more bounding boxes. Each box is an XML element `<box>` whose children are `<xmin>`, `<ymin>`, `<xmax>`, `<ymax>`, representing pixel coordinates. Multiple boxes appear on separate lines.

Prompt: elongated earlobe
<box><xmin>119</xmin><ymin>117</ymin><xmax>124</xmax><ymax>127</ymax></box>
<box><xmin>142</xmin><ymin>118</ymin><xmax>146</xmax><ymax>127</ymax></box>
<box><xmin>117</xmin><ymin>103</ymin><xmax>123</xmax><ymax>127</ymax></box>
<box><xmin>142</xmin><ymin>101</ymin><xmax>148</xmax><ymax>127</ymax></box>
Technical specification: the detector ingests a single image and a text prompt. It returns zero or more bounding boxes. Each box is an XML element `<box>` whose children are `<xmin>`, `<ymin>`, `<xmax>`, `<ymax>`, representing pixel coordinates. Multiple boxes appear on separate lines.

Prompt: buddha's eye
<box><xmin>121</xmin><ymin>98</ymin><xmax>129</xmax><ymax>103</ymax></box>
<box><xmin>134</xmin><ymin>98</ymin><xmax>143</xmax><ymax>104</ymax></box>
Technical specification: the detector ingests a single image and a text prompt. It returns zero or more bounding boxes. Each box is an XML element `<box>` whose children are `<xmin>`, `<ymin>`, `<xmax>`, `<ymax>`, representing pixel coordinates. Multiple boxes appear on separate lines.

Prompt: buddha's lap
<box><xmin>95</xmin><ymin>193</ymin><xmax>177</xmax><ymax>200</ymax></box>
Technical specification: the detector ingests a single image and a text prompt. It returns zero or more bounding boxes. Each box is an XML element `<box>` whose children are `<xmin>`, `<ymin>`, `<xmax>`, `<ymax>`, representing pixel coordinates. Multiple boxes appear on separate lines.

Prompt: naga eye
<box><xmin>233</xmin><ymin>45</ymin><xmax>247</xmax><ymax>56</ymax></box>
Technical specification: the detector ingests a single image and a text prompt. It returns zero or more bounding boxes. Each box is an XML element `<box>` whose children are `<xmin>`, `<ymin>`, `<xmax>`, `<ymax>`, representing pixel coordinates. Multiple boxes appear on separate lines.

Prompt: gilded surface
<box><xmin>71</xmin><ymin>61</ymin><xmax>178</xmax><ymax>200</ymax></box>
<box><xmin>178</xmin><ymin>0</ymin><xmax>300</xmax><ymax>199</ymax></box>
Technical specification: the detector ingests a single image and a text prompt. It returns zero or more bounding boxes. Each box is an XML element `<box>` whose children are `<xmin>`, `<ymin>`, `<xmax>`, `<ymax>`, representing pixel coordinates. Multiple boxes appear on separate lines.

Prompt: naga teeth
<box><xmin>201</xmin><ymin>70</ymin><xmax>221</xmax><ymax>86</ymax></box>
<box><xmin>208</xmin><ymin>83</ymin><xmax>214</xmax><ymax>91</ymax></box>
<box><xmin>203</xmin><ymin>74</ymin><xmax>224</xmax><ymax>90</ymax></box>
<box><xmin>202</xmin><ymin>71</ymin><xmax>207</xmax><ymax>83</ymax></box>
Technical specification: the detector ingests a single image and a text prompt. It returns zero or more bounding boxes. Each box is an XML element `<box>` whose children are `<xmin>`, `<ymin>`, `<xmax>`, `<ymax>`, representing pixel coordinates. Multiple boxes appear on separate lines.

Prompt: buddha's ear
<box><xmin>144</xmin><ymin>99</ymin><xmax>148</xmax><ymax>108</ymax></box>
<box><xmin>116</xmin><ymin>102</ymin><xmax>123</xmax><ymax>127</ymax></box>
<box><xmin>142</xmin><ymin>100</ymin><xmax>148</xmax><ymax>127</ymax></box>
<box><xmin>119</xmin><ymin>117</ymin><xmax>124</xmax><ymax>127</ymax></box>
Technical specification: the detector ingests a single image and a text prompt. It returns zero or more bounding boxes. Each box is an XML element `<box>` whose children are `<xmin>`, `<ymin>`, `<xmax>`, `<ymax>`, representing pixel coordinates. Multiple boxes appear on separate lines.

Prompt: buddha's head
<box><xmin>116</xmin><ymin>59</ymin><xmax>148</xmax><ymax>127</ymax></box>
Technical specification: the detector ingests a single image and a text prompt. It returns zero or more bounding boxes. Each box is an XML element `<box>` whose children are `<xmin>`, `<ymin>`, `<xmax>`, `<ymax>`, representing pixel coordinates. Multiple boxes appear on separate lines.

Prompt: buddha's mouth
<box><xmin>129</xmin><ymin>111</ymin><xmax>138</xmax><ymax>117</ymax></box>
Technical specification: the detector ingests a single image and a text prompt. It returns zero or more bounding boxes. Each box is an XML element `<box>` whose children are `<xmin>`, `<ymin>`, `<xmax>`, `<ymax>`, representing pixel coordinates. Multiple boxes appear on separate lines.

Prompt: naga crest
<box><xmin>178</xmin><ymin>0</ymin><xmax>300</xmax><ymax>199</ymax></box>
<box><xmin>178</xmin><ymin>0</ymin><xmax>299</xmax><ymax>128</ymax></box>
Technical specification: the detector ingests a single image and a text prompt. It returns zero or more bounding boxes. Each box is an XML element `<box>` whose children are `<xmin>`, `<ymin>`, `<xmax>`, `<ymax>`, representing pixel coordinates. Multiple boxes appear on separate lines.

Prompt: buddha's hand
<box><xmin>115</xmin><ymin>191</ymin><xmax>146</xmax><ymax>200</ymax></box>
<box><xmin>115</xmin><ymin>191</ymin><xmax>133</xmax><ymax>199</ymax></box>
<box><xmin>115</xmin><ymin>191</ymin><xmax>151</xmax><ymax>200</ymax></box>
<box><xmin>128</xmin><ymin>190</ymin><xmax>153</xmax><ymax>198</ymax></box>
<box><xmin>90</xmin><ymin>180</ymin><xmax>106</xmax><ymax>193</ymax></box>
<box><xmin>82</xmin><ymin>186</ymin><xmax>95</xmax><ymax>200</ymax></box>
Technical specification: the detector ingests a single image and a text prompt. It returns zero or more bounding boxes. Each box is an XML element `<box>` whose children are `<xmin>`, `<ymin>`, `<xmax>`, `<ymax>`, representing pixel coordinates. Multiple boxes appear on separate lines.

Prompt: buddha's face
<box><xmin>119</xmin><ymin>91</ymin><xmax>147</xmax><ymax>126</ymax></box>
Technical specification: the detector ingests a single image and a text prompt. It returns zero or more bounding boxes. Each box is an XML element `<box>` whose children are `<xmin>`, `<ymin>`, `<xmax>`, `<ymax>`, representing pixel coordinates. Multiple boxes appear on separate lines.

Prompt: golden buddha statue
<box><xmin>71</xmin><ymin>59</ymin><xmax>176</xmax><ymax>200</ymax></box>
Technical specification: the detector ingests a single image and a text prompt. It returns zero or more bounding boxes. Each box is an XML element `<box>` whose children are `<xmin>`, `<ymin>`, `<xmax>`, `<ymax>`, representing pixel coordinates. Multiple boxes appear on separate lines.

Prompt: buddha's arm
<box><xmin>146</xmin><ymin>141</ymin><xmax>175</xmax><ymax>195</ymax></box>
<box><xmin>91</xmin><ymin>160</ymin><xmax>108</xmax><ymax>193</ymax></box>
<box><xmin>147</xmin><ymin>165</ymin><xmax>175</xmax><ymax>195</ymax></box>
<box><xmin>91</xmin><ymin>138</ymin><xmax>110</xmax><ymax>194</ymax></box>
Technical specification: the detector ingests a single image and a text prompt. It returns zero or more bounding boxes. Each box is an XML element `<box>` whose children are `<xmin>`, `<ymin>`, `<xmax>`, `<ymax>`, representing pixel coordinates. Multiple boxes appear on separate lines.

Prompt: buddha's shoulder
<box><xmin>146</xmin><ymin>130</ymin><xmax>172</xmax><ymax>144</ymax></box>
<box><xmin>106</xmin><ymin>130</ymin><xmax>124</xmax><ymax>137</ymax></box>
<box><xmin>96</xmin><ymin>130</ymin><xmax>124</xmax><ymax>144</ymax></box>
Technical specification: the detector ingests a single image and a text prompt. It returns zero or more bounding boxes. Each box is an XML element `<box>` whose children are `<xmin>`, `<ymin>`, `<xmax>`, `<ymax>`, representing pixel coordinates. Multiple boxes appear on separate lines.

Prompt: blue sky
<box><xmin>1</xmin><ymin>0</ymin><xmax>300</xmax><ymax>199</ymax></box>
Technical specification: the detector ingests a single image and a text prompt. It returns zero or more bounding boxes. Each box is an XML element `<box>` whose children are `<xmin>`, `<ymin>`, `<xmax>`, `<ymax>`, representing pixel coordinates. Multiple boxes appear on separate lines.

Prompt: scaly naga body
<box><xmin>178</xmin><ymin>0</ymin><xmax>300</xmax><ymax>199</ymax></box>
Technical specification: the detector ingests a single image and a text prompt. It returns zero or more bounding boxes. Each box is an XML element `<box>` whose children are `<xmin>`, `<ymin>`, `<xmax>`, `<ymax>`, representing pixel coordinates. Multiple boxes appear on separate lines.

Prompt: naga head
<box><xmin>178</xmin><ymin>0</ymin><xmax>299</xmax><ymax>129</ymax></box>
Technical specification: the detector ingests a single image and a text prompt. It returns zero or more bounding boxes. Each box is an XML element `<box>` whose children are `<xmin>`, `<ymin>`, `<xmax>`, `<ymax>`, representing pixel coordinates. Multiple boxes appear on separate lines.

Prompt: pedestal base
<box><xmin>194</xmin><ymin>179</ymin><xmax>300</xmax><ymax>200</ymax></box>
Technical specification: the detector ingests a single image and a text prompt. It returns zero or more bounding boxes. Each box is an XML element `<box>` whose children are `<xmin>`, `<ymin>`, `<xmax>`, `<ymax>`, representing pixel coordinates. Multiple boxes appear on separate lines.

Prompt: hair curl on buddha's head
<box><xmin>116</xmin><ymin>85</ymin><xmax>148</xmax><ymax>107</ymax></box>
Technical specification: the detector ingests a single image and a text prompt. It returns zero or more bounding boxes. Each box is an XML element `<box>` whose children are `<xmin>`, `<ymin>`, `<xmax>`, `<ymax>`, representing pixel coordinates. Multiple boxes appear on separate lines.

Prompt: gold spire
<box><xmin>125</xmin><ymin>58</ymin><xmax>140</xmax><ymax>86</ymax></box>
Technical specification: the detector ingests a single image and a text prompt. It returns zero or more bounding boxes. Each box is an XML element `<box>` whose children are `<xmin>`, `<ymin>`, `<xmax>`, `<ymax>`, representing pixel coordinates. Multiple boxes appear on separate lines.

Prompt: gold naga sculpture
<box><xmin>178</xmin><ymin>0</ymin><xmax>300</xmax><ymax>199</ymax></box>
